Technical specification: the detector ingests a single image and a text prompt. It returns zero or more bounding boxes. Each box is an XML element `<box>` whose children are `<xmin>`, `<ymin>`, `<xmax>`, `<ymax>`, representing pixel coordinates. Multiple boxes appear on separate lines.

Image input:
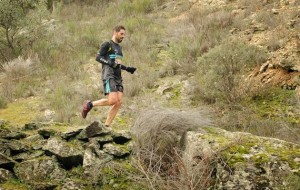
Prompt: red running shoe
<box><xmin>81</xmin><ymin>100</ymin><xmax>92</xmax><ymax>119</ymax></box>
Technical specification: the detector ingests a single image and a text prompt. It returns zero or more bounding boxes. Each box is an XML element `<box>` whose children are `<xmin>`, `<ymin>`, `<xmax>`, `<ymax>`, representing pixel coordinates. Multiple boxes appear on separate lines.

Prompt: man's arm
<box><xmin>95</xmin><ymin>41</ymin><xmax>113</xmax><ymax>66</ymax></box>
<box><xmin>95</xmin><ymin>41</ymin><xmax>136</xmax><ymax>73</ymax></box>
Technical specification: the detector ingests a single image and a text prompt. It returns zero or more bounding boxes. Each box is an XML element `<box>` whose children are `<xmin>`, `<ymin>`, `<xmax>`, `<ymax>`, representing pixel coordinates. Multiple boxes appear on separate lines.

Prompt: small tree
<box><xmin>0</xmin><ymin>0</ymin><xmax>48</xmax><ymax>63</ymax></box>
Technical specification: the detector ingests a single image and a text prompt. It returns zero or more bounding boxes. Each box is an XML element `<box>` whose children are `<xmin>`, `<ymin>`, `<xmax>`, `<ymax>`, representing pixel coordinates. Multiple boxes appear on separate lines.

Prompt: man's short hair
<box><xmin>113</xmin><ymin>25</ymin><xmax>125</xmax><ymax>32</ymax></box>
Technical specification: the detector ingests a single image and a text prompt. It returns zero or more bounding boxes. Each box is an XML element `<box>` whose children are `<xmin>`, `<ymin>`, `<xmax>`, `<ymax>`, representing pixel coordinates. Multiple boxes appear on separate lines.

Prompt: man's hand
<box><xmin>111</xmin><ymin>61</ymin><xmax>136</xmax><ymax>74</ymax></box>
<box><xmin>126</xmin><ymin>67</ymin><xmax>136</xmax><ymax>74</ymax></box>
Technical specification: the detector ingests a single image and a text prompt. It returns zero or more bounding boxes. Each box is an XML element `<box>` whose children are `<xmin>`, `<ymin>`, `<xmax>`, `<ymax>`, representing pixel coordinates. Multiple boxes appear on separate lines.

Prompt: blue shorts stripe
<box><xmin>106</xmin><ymin>79</ymin><xmax>110</xmax><ymax>93</ymax></box>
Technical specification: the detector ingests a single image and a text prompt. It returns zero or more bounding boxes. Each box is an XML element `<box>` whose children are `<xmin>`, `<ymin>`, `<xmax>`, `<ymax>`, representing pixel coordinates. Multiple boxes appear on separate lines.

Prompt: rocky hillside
<box><xmin>189</xmin><ymin>0</ymin><xmax>300</xmax><ymax>89</ymax></box>
<box><xmin>1</xmin><ymin>110</ymin><xmax>300</xmax><ymax>189</ymax></box>
<box><xmin>0</xmin><ymin>0</ymin><xmax>300</xmax><ymax>189</ymax></box>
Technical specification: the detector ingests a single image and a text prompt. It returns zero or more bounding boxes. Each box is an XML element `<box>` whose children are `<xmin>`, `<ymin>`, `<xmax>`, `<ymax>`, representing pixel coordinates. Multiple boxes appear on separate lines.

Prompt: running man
<box><xmin>81</xmin><ymin>25</ymin><xmax>136</xmax><ymax>127</ymax></box>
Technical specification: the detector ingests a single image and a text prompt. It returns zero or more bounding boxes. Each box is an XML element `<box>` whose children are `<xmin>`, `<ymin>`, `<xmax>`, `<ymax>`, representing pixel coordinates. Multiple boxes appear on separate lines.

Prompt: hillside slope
<box><xmin>0</xmin><ymin>0</ymin><xmax>299</xmax><ymax>139</ymax></box>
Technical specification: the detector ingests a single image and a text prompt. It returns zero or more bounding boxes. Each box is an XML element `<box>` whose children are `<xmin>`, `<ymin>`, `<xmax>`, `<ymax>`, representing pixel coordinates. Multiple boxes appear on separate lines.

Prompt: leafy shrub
<box><xmin>158</xmin><ymin>8</ymin><xmax>235</xmax><ymax>77</ymax></box>
<box><xmin>256</xmin><ymin>10</ymin><xmax>285</xmax><ymax>29</ymax></box>
<box><xmin>0</xmin><ymin>0</ymin><xmax>49</xmax><ymax>61</ymax></box>
<box><xmin>194</xmin><ymin>38</ymin><xmax>268</xmax><ymax>105</ymax></box>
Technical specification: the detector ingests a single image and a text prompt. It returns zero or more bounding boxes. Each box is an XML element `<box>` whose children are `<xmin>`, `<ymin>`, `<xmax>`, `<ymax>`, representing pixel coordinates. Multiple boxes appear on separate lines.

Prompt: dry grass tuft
<box><xmin>0</xmin><ymin>56</ymin><xmax>41</xmax><ymax>100</ymax></box>
<box><xmin>130</xmin><ymin>109</ymin><xmax>216</xmax><ymax>189</ymax></box>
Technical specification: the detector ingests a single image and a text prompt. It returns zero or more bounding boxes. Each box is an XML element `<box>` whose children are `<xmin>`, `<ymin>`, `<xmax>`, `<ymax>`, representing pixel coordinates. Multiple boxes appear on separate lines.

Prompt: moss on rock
<box><xmin>184</xmin><ymin>127</ymin><xmax>300</xmax><ymax>189</ymax></box>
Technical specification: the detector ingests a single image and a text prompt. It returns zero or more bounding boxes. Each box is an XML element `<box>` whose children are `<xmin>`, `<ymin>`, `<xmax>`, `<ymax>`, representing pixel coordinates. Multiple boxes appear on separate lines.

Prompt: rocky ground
<box><xmin>1</xmin><ymin>110</ymin><xmax>300</xmax><ymax>189</ymax></box>
<box><xmin>0</xmin><ymin>120</ymin><xmax>133</xmax><ymax>189</ymax></box>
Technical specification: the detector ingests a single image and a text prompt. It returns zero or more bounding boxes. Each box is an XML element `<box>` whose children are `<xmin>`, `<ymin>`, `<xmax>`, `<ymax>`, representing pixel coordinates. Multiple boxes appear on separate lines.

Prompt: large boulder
<box><xmin>182</xmin><ymin>127</ymin><xmax>300</xmax><ymax>189</ymax></box>
<box><xmin>132</xmin><ymin>109</ymin><xmax>300</xmax><ymax>189</ymax></box>
<box><xmin>14</xmin><ymin>156</ymin><xmax>66</xmax><ymax>187</ymax></box>
<box><xmin>43</xmin><ymin>137</ymin><xmax>84</xmax><ymax>169</ymax></box>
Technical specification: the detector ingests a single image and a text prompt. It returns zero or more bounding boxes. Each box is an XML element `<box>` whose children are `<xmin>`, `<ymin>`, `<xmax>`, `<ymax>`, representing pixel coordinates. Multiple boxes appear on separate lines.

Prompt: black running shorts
<box><xmin>103</xmin><ymin>78</ymin><xmax>123</xmax><ymax>95</ymax></box>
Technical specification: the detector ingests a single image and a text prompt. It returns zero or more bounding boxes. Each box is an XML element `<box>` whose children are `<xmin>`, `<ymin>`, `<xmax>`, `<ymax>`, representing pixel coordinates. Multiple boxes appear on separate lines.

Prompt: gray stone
<box><xmin>7</xmin><ymin>140</ymin><xmax>29</xmax><ymax>154</ymax></box>
<box><xmin>23</xmin><ymin>134</ymin><xmax>45</xmax><ymax>150</ymax></box>
<box><xmin>0</xmin><ymin>153</ymin><xmax>16</xmax><ymax>170</ymax></box>
<box><xmin>83</xmin><ymin>141</ymin><xmax>113</xmax><ymax>182</ymax></box>
<box><xmin>61</xmin><ymin>128</ymin><xmax>83</xmax><ymax>140</ymax></box>
<box><xmin>43</xmin><ymin>137</ymin><xmax>84</xmax><ymax>169</ymax></box>
<box><xmin>77</xmin><ymin>121</ymin><xmax>111</xmax><ymax>140</ymax></box>
<box><xmin>3</xmin><ymin>131</ymin><xmax>27</xmax><ymax>140</ymax></box>
<box><xmin>23</xmin><ymin>122</ymin><xmax>46</xmax><ymax>131</ymax></box>
<box><xmin>0</xmin><ymin>139</ymin><xmax>11</xmax><ymax>156</ymax></box>
<box><xmin>38</xmin><ymin>128</ymin><xmax>57</xmax><ymax>139</ymax></box>
<box><xmin>182</xmin><ymin>128</ymin><xmax>300</xmax><ymax>189</ymax></box>
<box><xmin>61</xmin><ymin>178</ymin><xmax>86</xmax><ymax>190</ymax></box>
<box><xmin>14</xmin><ymin>157</ymin><xmax>66</xmax><ymax>184</ymax></box>
<box><xmin>0</xmin><ymin>168</ymin><xmax>14</xmax><ymax>183</ymax></box>
<box><xmin>30</xmin><ymin>182</ymin><xmax>57</xmax><ymax>190</ymax></box>
<box><xmin>103</xmin><ymin>143</ymin><xmax>130</xmax><ymax>157</ymax></box>
<box><xmin>112</xmin><ymin>130</ymin><xmax>132</xmax><ymax>145</ymax></box>
<box><xmin>13</xmin><ymin>150</ymin><xmax>44</xmax><ymax>162</ymax></box>
<box><xmin>44</xmin><ymin>109</ymin><xmax>55</xmax><ymax>121</ymax></box>
<box><xmin>92</xmin><ymin>136</ymin><xmax>113</xmax><ymax>145</ymax></box>
<box><xmin>271</xmin><ymin>9</ymin><xmax>279</xmax><ymax>14</ymax></box>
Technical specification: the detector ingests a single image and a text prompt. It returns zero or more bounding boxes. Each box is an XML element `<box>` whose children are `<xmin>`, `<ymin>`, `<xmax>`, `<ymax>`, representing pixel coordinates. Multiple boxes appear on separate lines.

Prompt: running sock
<box><xmin>88</xmin><ymin>102</ymin><xmax>93</xmax><ymax>109</ymax></box>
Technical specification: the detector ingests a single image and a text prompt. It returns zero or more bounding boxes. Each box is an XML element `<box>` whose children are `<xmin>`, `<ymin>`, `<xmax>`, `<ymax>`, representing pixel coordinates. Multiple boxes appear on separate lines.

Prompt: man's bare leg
<box><xmin>92</xmin><ymin>98</ymin><xmax>109</xmax><ymax>106</ymax></box>
<box><xmin>105</xmin><ymin>92</ymin><xmax>123</xmax><ymax>126</ymax></box>
<box><xmin>91</xmin><ymin>92</ymin><xmax>123</xmax><ymax>126</ymax></box>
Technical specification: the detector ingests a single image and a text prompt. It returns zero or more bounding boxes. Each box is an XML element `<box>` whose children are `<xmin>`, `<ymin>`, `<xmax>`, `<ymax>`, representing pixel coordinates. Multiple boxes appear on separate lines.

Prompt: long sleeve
<box><xmin>95</xmin><ymin>41</ymin><xmax>112</xmax><ymax>66</ymax></box>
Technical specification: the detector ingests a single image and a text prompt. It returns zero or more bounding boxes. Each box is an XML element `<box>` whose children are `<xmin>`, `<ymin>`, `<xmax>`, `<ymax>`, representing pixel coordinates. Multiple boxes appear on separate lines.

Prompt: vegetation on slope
<box><xmin>0</xmin><ymin>0</ymin><xmax>299</xmax><ymax>141</ymax></box>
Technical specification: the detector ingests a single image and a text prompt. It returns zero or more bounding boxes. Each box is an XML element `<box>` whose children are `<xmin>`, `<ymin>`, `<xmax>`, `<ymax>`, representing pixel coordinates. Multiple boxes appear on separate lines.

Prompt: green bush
<box><xmin>0</xmin><ymin>0</ymin><xmax>49</xmax><ymax>61</ymax></box>
<box><xmin>256</xmin><ymin>10</ymin><xmax>285</xmax><ymax>29</ymax></box>
<box><xmin>158</xmin><ymin>8</ymin><xmax>235</xmax><ymax>77</ymax></box>
<box><xmin>194</xmin><ymin>38</ymin><xmax>268</xmax><ymax>105</ymax></box>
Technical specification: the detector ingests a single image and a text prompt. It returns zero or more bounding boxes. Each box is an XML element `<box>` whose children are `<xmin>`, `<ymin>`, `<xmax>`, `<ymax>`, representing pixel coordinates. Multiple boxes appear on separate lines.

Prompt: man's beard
<box><xmin>117</xmin><ymin>37</ymin><xmax>123</xmax><ymax>43</ymax></box>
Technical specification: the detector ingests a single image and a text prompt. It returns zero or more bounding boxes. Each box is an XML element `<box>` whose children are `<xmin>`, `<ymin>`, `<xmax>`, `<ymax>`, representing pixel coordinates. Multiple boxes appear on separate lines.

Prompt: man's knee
<box><xmin>108</xmin><ymin>92</ymin><xmax>122</xmax><ymax>106</ymax></box>
<box><xmin>108</xmin><ymin>98</ymin><xmax>122</xmax><ymax>106</ymax></box>
<box><xmin>116</xmin><ymin>99</ymin><xmax>122</xmax><ymax>107</ymax></box>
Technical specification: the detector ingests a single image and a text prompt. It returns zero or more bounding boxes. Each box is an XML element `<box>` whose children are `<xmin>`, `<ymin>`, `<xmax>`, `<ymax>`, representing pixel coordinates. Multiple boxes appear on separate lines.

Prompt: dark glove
<box><xmin>126</xmin><ymin>67</ymin><xmax>136</xmax><ymax>74</ymax></box>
